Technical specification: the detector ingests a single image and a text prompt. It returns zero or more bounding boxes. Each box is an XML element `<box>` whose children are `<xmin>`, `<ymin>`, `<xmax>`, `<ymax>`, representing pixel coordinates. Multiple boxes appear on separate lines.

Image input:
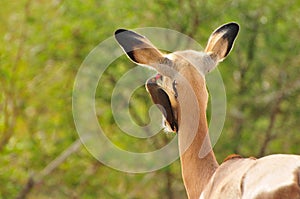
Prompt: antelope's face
<box><xmin>144</xmin><ymin>51</ymin><xmax>216</xmax><ymax>133</ymax></box>
<box><xmin>115</xmin><ymin>23</ymin><xmax>239</xmax><ymax>133</ymax></box>
<box><xmin>145</xmin><ymin>72</ymin><xmax>179</xmax><ymax>132</ymax></box>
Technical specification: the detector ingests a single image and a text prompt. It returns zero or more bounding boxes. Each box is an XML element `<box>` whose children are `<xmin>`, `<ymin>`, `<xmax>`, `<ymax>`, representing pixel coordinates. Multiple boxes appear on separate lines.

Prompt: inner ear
<box><xmin>205</xmin><ymin>22</ymin><xmax>239</xmax><ymax>62</ymax></box>
<box><xmin>146</xmin><ymin>76</ymin><xmax>178</xmax><ymax>132</ymax></box>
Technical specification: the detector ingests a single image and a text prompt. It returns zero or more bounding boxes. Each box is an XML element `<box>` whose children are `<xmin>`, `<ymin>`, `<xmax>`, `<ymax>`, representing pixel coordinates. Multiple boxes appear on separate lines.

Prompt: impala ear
<box><xmin>146</xmin><ymin>76</ymin><xmax>178</xmax><ymax>132</ymax></box>
<box><xmin>205</xmin><ymin>22</ymin><xmax>239</xmax><ymax>62</ymax></box>
<box><xmin>114</xmin><ymin>29</ymin><xmax>164</xmax><ymax>66</ymax></box>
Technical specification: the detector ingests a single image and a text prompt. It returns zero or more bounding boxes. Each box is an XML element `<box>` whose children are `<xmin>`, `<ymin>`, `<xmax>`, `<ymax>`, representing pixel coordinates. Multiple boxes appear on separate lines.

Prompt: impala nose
<box><xmin>155</xmin><ymin>73</ymin><xmax>162</xmax><ymax>80</ymax></box>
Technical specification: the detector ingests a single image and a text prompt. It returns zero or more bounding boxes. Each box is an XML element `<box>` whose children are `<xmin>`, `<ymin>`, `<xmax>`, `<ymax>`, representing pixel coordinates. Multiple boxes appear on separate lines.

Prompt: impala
<box><xmin>114</xmin><ymin>22</ymin><xmax>300</xmax><ymax>199</ymax></box>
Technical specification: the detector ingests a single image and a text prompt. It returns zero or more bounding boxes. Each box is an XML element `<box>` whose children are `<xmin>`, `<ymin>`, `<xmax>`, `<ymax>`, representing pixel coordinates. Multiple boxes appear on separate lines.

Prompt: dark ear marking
<box><xmin>115</xmin><ymin>29</ymin><xmax>148</xmax><ymax>51</ymax></box>
<box><xmin>114</xmin><ymin>29</ymin><xmax>164</xmax><ymax>65</ymax></box>
<box><xmin>205</xmin><ymin>22</ymin><xmax>240</xmax><ymax>61</ymax></box>
<box><xmin>160</xmin><ymin>57</ymin><xmax>173</xmax><ymax>66</ymax></box>
<box><xmin>114</xmin><ymin>29</ymin><xmax>145</xmax><ymax>63</ymax></box>
<box><xmin>215</xmin><ymin>23</ymin><xmax>239</xmax><ymax>57</ymax></box>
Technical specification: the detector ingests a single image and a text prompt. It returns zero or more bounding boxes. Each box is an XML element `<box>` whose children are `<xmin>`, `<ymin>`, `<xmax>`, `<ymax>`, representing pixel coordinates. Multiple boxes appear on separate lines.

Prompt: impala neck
<box><xmin>177</xmin><ymin>74</ymin><xmax>219</xmax><ymax>199</ymax></box>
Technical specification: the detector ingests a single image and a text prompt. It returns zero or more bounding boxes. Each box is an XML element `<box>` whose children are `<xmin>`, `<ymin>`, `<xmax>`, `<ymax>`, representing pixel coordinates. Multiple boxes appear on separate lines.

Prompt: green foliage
<box><xmin>1</xmin><ymin>0</ymin><xmax>300</xmax><ymax>198</ymax></box>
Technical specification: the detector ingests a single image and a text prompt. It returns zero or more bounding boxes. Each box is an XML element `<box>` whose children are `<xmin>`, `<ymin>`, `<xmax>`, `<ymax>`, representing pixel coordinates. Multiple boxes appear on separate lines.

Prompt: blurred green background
<box><xmin>1</xmin><ymin>0</ymin><xmax>300</xmax><ymax>198</ymax></box>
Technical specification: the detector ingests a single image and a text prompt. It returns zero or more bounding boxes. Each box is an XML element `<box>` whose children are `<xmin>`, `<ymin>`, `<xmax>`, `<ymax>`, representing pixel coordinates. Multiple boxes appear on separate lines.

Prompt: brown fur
<box><xmin>115</xmin><ymin>23</ymin><xmax>300</xmax><ymax>199</ymax></box>
<box><xmin>223</xmin><ymin>154</ymin><xmax>243</xmax><ymax>162</ymax></box>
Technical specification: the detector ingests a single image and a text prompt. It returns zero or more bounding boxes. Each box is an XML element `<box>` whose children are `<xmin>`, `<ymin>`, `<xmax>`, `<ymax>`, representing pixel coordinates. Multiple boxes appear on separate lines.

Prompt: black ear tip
<box><xmin>225</xmin><ymin>22</ymin><xmax>240</xmax><ymax>33</ymax></box>
<box><xmin>215</xmin><ymin>22</ymin><xmax>240</xmax><ymax>34</ymax></box>
<box><xmin>114</xmin><ymin>29</ymin><xmax>128</xmax><ymax>36</ymax></box>
<box><xmin>114</xmin><ymin>29</ymin><xmax>130</xmax><ymax>45</ymax></box>
<box><xmin>228</xmin><ymin>22</ymin><xmax>240</xmax><ymax>27</ymax></box>
<box><xmin>229</xmin><ymin>22</ymin><xmax>240</xmax><ymax>31</ymax></box>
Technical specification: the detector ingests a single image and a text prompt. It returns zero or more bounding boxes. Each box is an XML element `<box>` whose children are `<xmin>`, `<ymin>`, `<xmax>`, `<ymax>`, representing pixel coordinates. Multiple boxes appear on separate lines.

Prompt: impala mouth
<box><xmin>146</xmin><ymin>74</ymin><xmax>178</xmax><ymax>133</ymax></box>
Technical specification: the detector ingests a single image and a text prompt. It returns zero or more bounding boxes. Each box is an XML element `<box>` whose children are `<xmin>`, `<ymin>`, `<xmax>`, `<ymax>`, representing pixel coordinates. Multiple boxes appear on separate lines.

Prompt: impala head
<box><xmin>115</xmin><ymin>23</ymin><xmax>239</xmax><ymax>134</ymax></box>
